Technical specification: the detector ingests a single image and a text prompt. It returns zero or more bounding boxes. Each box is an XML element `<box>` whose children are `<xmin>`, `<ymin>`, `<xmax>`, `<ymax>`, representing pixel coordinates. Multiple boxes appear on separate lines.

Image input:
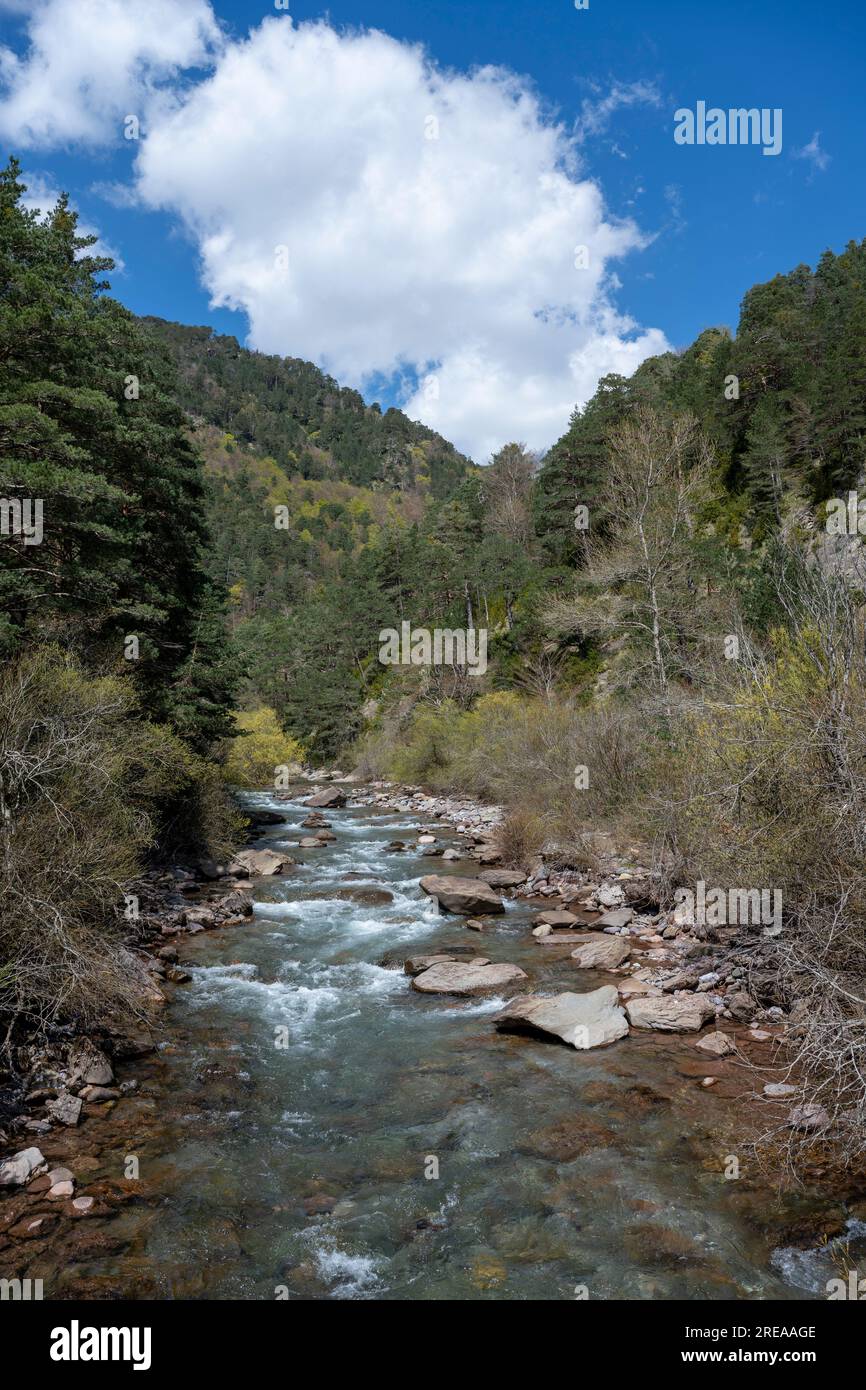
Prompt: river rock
<box><xmin>67</xmin><ymin>1038</ymin><xmax>114</xmax><ymax>1088</ymax></box>
<box><xmin>232</xmin><ymin>848</ymin><xmax>290</xmax><ymax>876</ymax></box>
<box><xmin>496</xmin><ymin>986</ymin><xmax>629</xmax><ymax>1050</ymax></box>
<box><xmin>617</xmin><ymin>978</ymin><xmax>661</xmax><ymax>997</ymax></box>
<box><xmin>81</xmin><ymin>1085</ymin><xmax>121</xmax><ymax>1101</ymax></box>
<box><xmin>764</xmin><ymin>1082</ymin><xmax>797</xmax><ymax>1098</ymax></box>
<box><xmin>48</xmin><ymin>1092</ymin><xmax>83</xmax><ymax>1126</ymax></box>
<box><xmin>478</xmin><ymin>869</ymin><xmax>527</xmax><ymax>887</ymax></box>
<box><xmin>695</xmin><ymin>1031</ymin><xmax>736</xmax><ymax>1057</ymax></box>
<box><xmin>594</xmin><ymin>908</ymin><xmax>634</xmax><ymax>929</ymax></box>
<box><xmin>569</xmin><ymin>934</ymin><xmax>631</xmax><ymax>969</ymax></box>
<box><xmin>596</xmin><ymin>884</ymin><xmax>626</xmax><ymax>908</ymax></box>
<box><xmin>419</xmin><ymin>874</ymin><xmax>505</xmax><ymax>915</ymax></box>
<box><xmin>0</xmin><ymin>1147</ymin><xmax>45</xmax><ymax>1187</ymax></box>
<box><xmin>411</xmin><ymin>960</ymin><xmax>527</xmax><ymax>995</ymax></box>
<box><xmin>788</xmin><ymin>1102</ymin><xmax>830</xmax><ymax>1132</ymax></box>
<box><xmin>182</xmin><ymin>906</ymin><xmax>215</xmax><ymax>928</ymax></box>
<box><xmin>219</xmin><ymin>891</ymin><xmax>253</xmax><ymax>919</ymax></box>
<box><xmin>533</xmin><ymin>909</ymin><xmax>579</xmax><ymax>928</ymax></box>
<box><xmin>625</xmin><ymin>993</ymin><xmax>715</xmax><ymax>1033</ymax></box>
<box><xmin>725</xmin><ymin>990</ymin><xmax>758</xmax><ymax>1022</ymax></box>
<box><xmin>305</xmin><ymin>787</ymin><xmax>346</xmax><ymax>808</ymax></box>
<box><xmin>248</xmin><ymin>810</ymin><xmax>287</xmax><ymax>826</ymax></box>
<box><xmin>404</xmin><ymin>954</ymin><xmax>458</xmax><ymax>976</ymax></box>
<box><xmin>442</xmin><ymin>848</ymin><xmax>461</xmax><ymax>861</ymax></box>
<box><xmin>532</xmin><ymin>924</ymin><xmax>552</xmax><ymax>939</ymax></box>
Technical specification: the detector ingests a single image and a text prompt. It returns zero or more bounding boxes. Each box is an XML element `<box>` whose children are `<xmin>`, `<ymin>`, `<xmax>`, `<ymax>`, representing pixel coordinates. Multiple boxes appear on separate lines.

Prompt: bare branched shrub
<box><xmin>660</xmin><ymin>549</ymin><xmax>866</xmax><ymax>1160</ymax></box>
<box><xmin>546</xmin><ymin>407</ymin><xmax>729</xmax><ymax>709</ymax></box>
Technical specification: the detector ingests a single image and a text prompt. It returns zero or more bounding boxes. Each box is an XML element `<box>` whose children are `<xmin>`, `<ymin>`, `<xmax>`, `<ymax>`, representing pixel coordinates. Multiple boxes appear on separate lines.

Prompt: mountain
<box><xmin>140</xmin><ymin>317</ymin><xmax>473</xmax><ymax>498</ymax></box>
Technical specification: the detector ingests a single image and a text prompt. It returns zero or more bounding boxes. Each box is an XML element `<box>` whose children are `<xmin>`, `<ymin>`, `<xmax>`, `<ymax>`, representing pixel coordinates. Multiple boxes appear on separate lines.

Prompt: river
<box><xmin>44</xmin><ymin>790</ymin><xmax>866</xmax><ymax>1300</ymax></box>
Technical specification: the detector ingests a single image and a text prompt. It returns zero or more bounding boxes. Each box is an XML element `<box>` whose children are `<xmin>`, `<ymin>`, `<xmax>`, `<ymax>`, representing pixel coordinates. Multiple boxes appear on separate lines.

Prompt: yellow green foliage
<box><xmin>223</xmin><ymin>707</ymin><xmax>305</xmax><ymax>788</ymax></box>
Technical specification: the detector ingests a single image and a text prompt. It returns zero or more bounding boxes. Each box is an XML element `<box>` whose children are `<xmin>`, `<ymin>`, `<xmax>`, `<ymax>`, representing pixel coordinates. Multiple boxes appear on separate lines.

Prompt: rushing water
<box><xmin>50</xmin><ymin>792</ymin><xmax>866</xmax><ymax>1300</ymax></box>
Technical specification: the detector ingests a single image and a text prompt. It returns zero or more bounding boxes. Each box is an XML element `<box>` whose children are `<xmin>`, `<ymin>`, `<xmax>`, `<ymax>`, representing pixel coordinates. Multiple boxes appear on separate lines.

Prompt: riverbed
<box><xmin>35</xmin><ymin>791</ymin><xmax>866</xmax><ymax>1299</ymax></box>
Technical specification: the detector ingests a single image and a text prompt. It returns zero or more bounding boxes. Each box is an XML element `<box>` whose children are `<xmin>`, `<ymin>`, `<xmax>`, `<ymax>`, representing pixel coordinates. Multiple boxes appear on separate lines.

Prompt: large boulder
<box><xmin>419</xmin><ymin>874</ymin><xmax>505</xmax><ymax>915</ymax></box>
<box><xmin>231</xmin><ymin>848</ymin><xmax>290</xmax><ymax>877</ymax></box>
<box><xmin>305</xmin><ymin>787</ymin><xmax>347</xmax><ymax>809</ymax></box>
<box><xmin>569</xmin><ymin>935</ymin><xmax>632</xmax><ymax>969</ymax></box>
<box><xmin>625</xmin><ymin>993</ymin><xmax>715</xmax><ymax>1033</ymax></box>
<box><xmin>496</xmin><ymin>986</ymin><xmax>629</xmax><ymax>1050</ymax></box>
<box><xmin>411</xmin><ymin>960</ymin><xmax>527</xmax><ymax>995</ymax></box>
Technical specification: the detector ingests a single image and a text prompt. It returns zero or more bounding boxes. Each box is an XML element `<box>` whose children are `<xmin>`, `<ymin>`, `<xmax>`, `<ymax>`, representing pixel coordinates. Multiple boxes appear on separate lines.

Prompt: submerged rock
<box><xmin>419</xmin><ymin>874</ymin><xmax>505</xmax><ymax>915</ymax></box>
<box><xmin>496</xmin><ymin>986</ymin><xmax>629</xmax><ymax>1050</ymax></box>
<box><xmin>695</xmin><ymin>1031</ymin><xmax>736</xmax><ymax>1057</ymax></box>
<box><xmin>788</xmin><ymin>1102</ymin><xmax>830</xmax><ymax>1132</ymax></box>
<box><xmin>411</xmin><ymin>960</ymin><xmax>527</xmax><ymax>995</ymax></box>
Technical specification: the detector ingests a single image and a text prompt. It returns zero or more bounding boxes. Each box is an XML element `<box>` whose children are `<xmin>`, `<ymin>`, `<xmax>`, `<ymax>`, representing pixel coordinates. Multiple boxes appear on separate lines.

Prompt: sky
<box><xmin>0</xmin><ymin>0</ymin><xmax>863</xmax><ymax>462</ymax></box>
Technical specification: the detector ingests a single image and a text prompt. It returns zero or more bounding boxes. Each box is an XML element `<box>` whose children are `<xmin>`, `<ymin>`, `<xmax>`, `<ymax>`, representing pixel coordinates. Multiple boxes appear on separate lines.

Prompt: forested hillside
<box><xmin>143</xmin><ymin>317</ymin><xmax>472</xmax><ymax>498</ymax></box>
<box><xmin>156</xmin><ymin>240</ymin><xmax>866</xmax><ymax>768</ymax></box>
<box><xmin>0</xmin><ymin>162</ymin><xmax>244</xmax><ymax>1031</ymax></box>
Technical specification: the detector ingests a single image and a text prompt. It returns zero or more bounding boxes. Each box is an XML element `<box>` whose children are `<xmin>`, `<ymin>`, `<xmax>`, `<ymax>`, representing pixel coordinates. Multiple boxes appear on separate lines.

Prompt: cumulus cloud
<box><xmin>1</xmin><ymin>4</ymin><xmax>669</xmax><ymax>458</ymax></box>
<box><xmin>0</xmin><ymin>0</ymin><xmax>221</xmax><ymax>147</ymax></box>
<box><xmin>132</xmin><ymin>17</ymin><xmax>668</xmax><ymax>458</ymax></box>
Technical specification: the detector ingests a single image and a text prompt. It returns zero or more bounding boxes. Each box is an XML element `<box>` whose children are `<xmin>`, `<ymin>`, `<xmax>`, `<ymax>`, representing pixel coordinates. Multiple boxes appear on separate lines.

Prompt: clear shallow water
<box><xmin>64</xmin><ymin>793</ymin><xmax>864</xmax><ymax>1300</ymax></box>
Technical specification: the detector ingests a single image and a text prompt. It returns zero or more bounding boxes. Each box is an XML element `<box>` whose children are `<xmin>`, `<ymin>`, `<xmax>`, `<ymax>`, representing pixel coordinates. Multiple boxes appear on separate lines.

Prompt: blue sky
<box><xmin>1</xmin><ymin>0</ymin><xmax>863</xmax><ymax>459</ymax></box>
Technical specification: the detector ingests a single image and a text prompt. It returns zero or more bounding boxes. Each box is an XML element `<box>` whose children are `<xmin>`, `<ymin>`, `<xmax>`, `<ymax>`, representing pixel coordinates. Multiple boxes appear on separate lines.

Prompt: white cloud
<box><xmin>132</xmin><ymin>18</ymin><xmax>668</xmax><ymax>459</ymax></box>
<box><xmin>794</xmin><ymin>130</ymin><xmax>830</xmax><ymax>176</ymax></box>
<box><xmin>0</xmin><ymin>0</ymin><xmax>221</xmax><ymax>148</ymax></box>
<box><xmin>576</xmin><ymin>80</ymin><xmax>662</xmax><ymax>142</ymax></box>
<box><xmin>1</xmin><ymin>5</ymin><xmax>669</xmax><ymax>459</ymax></box>
<box><xmin>19</xmin><ymin>172</ymin><xmax>125</xmax><ymax>270</ymax></box>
